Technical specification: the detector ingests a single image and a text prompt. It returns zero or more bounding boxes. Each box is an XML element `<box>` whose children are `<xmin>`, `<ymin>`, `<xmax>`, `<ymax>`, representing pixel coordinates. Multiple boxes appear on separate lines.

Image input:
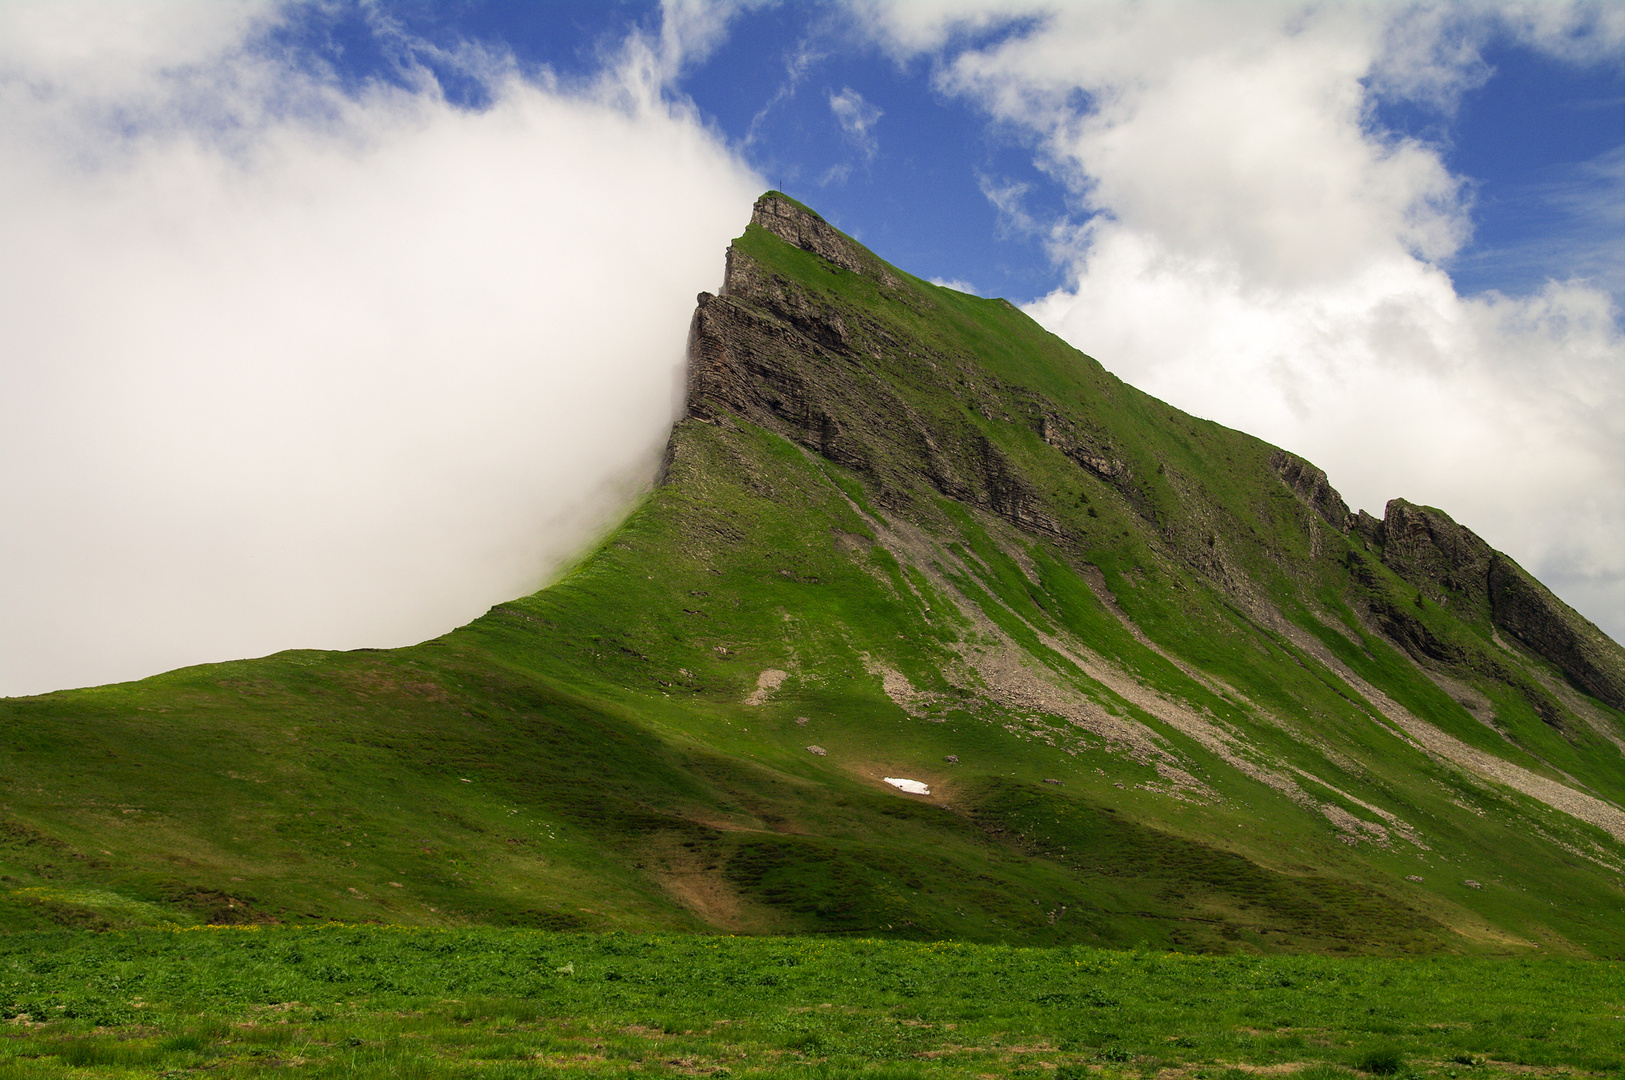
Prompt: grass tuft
<box><xmin>1354</xmin><ymin>1046</ymin><xmax>1405</xmax><ymax>1075</ymax></box>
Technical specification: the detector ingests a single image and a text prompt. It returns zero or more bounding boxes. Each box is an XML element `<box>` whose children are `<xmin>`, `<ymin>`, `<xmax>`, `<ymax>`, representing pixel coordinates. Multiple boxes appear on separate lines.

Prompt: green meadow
<box><xmin>1</xmin><ymin>927</ymin><xmax>1621</xmax><ymax>1078</ymax></box>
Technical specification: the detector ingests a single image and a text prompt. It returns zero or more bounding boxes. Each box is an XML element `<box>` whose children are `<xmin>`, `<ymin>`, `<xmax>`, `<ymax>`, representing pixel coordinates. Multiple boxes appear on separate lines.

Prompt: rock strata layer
<box><xmin>1379</xmin><ymin>499</ymin><xmax>1625</xmax><ymax>711</ymax></box>
<box><xmin>1267</xmin><ymin>450</ymin><xmax>1622</xmax><ymax>712</ymax></box>
<box><xmin>688</xmin><ymin>193</ymin><xmax>1063</xmax><ymax>537</ymax></box>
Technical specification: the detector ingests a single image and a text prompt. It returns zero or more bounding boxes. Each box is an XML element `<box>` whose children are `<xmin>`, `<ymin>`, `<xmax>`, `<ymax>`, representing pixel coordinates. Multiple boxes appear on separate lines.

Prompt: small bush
<box><xmin>50</xmin><ymin>1039</ymin><xmax>163</xmax><ymax>1068</ymax></box>
<box><xmin>57</xmin><ymin>996</ymin><xmax>136</xmax><ymax>1026</ymax></box>
<box><xmin>1356</xmin><ymin>1046</ymin><xmax>1405</xmax><ymax>1075</ymax></box>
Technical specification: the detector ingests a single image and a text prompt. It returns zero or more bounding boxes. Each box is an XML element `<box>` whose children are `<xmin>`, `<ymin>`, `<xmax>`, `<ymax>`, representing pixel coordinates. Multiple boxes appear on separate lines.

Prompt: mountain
<box><xmin>3</xmin><ymin>193</ymin><xmax>1623</xmax><ymax>955</ymax></box>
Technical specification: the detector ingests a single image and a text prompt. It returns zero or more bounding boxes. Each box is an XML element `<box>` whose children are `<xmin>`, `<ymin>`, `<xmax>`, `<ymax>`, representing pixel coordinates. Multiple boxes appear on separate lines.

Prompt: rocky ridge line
<box><xmin>1272</xmin><ymin>446</ymin><xmax>1623</xmax><ymax>713</ymax></box>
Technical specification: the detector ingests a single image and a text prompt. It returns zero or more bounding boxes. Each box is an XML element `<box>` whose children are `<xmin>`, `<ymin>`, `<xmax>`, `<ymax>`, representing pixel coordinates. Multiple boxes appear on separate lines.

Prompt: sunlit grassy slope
<box><xmin>2</xmin><ymin>194</ymin><xmax>1622</xmax><ymax>955</ymax></box>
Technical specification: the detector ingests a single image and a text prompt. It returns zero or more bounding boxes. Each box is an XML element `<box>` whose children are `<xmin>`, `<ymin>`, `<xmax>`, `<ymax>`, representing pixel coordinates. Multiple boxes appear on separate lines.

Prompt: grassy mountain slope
<box><xmin>3</xmin><ymin>193</ymin><xmax>1623</xmax><ymax>956</ymax></box>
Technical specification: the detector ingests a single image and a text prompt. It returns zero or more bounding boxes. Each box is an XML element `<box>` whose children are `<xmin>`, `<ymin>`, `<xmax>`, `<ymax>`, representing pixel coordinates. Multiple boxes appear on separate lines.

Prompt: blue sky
<box><xmin>1437</xmin><ymin>38</ymin><xmax>1624</xmax><ymax>300</ymax></box>
<box><xmin>2</xmin><ymin>1</ymin><xmax>1621</xmax><ymax>695</ymax></box>
<box><xmin>278</xmin><ymin>1</ymin><xmax>1623</xmax><ymax>307</ymax></box>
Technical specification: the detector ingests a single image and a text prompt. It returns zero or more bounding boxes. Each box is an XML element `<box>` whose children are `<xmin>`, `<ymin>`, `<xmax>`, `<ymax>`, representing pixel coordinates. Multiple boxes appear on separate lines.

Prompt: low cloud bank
<box><xmin>0</xmin><ymin>2</ymin><xmax>760</xmax><ymax>696</ymax></box>
<box><xmin>866</xmin><ymin>0</ymin><xmax>1625</xmax><ymax>642</ymax></box>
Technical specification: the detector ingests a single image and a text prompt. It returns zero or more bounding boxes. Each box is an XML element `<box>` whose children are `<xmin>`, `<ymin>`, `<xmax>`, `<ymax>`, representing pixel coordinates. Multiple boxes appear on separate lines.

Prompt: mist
<box><xmin>0</xmin><ymin>3</ymin><xmax>761</xmax><ymax>696</ymax></box>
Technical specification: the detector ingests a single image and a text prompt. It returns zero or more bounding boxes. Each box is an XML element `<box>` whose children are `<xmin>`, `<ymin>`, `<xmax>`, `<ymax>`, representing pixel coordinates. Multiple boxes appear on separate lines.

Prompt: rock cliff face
<box><xmin>687</xmin><ymin>193</ymin><xmax>1064</xmax><ymax>537</ymax></box>
<box><xmin>1260</xmin><ymin>420</ymin><xmax>1622</xmax><ymax>714</ymax></box>
<box><xmin>1270</xmin><ymin>450</ymin><xmax>1352</xmax><ymax>531</ymax></box>
<box><xmin>742</xmin><ymin>194</ymin><xmax>903</xmax><ymax>289</ymax></box>
<box><xmin>1381</xmin><ymin>499</ymin><xmax>1496</xmax><ymax>614</ymax></box>
<box><xmin>1377</xmin><ymin>499</ymin><xmax>1625</xmax><ymax>711</ymax></box>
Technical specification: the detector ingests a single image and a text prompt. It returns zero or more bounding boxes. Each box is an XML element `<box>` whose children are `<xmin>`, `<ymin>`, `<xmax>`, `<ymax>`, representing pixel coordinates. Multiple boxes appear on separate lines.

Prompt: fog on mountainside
<box><xmin>0</xmin><ymin>5</ymin><xmax>761</xmax><ymax>697</ymax></box>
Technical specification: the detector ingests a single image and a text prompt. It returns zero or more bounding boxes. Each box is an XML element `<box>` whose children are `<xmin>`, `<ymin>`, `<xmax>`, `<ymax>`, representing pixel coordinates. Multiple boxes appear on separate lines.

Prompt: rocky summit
<box><xmin>3</xmin><ymin>193</ymin><xmax>1623</xmax><ymax>956</ymax></box>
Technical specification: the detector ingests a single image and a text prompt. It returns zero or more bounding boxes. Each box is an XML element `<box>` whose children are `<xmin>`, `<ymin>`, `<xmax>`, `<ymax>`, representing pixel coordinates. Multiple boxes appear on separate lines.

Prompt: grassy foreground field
<box><xmin>1</xmin><ymin>928</ymin><xmax>1621</xmax><ymax>1079</ymax></box>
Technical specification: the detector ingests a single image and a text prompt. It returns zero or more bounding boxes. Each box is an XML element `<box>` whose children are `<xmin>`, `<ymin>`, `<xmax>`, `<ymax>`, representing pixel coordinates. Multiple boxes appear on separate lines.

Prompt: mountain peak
<box><xmin>3</xmin><ymin>192</ymin><xmax>1623</xmax><ymax>952</ymax></box>
<box><xmin>743</xmin><ymin>191</ymin><xmax>903</xmax><ymax>289</ymax></box>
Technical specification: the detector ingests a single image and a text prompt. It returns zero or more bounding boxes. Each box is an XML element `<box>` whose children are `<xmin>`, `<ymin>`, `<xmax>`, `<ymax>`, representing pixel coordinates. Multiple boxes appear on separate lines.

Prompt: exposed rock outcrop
<box><xmin>747</xmin><ymin>192</ymin><xmax>903</xmax><ymax>290</ymax></box>
<box><xmin>1377</xmin><ymin>499</ymin><xmax>1625</xmax><ymax>712</ymax></box>
<box><xmin>1270</xmin><ymin>450</ymin><xmax>1352</xmax><ymax>531</ymax></box>
<box><xmin>1040</xmin><ymin>413</ymin><xmax>1130</xmax><ymax>483</ymax></box>
<box><xmin>685</xmin><ymin>198</ymin><xmax>1063</xmax><ymax>537</ymax></box>
<box><xmin>1382</xmin><ymin>500</ymin><xmax>1495</xmax><ymax>620</ymax></box>
<box><xmin>1352</xmin><ymin>509</ymin><xmax>1385</xmax><ymax>548</ymax></box>
<box><xmin>1487</xmin><ymin>553</ymin><xmax>1625</xmax><ymax>713</ymax></box>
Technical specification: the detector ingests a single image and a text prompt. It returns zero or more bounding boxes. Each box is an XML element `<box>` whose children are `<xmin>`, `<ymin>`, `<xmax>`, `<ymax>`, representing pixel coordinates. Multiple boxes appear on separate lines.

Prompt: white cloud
<box><xmin>979</xmin><ymin>174</ymin><xmax>1043</xmax><ymax>239</ymax></box>
<box><xmin>930</xmin><ymin>276</ymin><xmax>980</xmax><ymax>294</ymax></box>
<box><xmin>745</xmin><ymin>38</ymin><xmax>826</xmax><ymax>148</ymax></box>
<box><xmin>1501</xmin><ymin>0</ymin><xmax>1625</xmax><ymax>66</ymax></box>
<box><xmin>849</xmin><ymin>0</ymin><xmax>1038</xmax><ymax>56</ymax></box>
<box><xmin>0</xmin><ymin>1</ymin><xmax>762</xmax><ymax>696</ymax></box>
<box><xmin>0</xmin><ymin>0</ymin><xmax>275</xmax><ymax>97</ymax></box>
<box><xmin>659</xmin><ymin>0</ymin><xmax>765</xmax><ymax>75</ymax></box>
<box><xmin>819</xmin><ymin>162</ymin><xmax>854</xmax><ymax>186</ymax></box>
<box><xmin>861</xmin><ymin>0</ymin><xmax>1625</xmax><ymax>641</ymax></box>
<box><xmin>829</xmin><ymin>85</ymin><xmax>883</xmax><ymax>160</ymax></box>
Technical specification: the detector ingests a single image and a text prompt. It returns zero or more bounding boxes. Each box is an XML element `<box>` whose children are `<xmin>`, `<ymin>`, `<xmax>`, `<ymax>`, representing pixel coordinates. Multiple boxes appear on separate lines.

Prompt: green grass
<box><xmin>1</xmin><ymin>927</ymin><xmax>1622</xmax><ymax>1079</ymax></box>
<box><xmin>2</xmin><ymin>193</ymin><xmax>1623</xmax><ymax>957</ymax></box>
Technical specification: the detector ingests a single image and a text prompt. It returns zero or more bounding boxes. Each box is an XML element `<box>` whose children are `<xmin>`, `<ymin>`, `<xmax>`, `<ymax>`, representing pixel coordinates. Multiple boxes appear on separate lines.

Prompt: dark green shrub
<box><xmin>50</xmin><ymin>1039</ymin><xmax>162</xmax><ymax>1068</ymax></box>
<box><xmin>1356</xmin><ymin>1046</ymin><xmax>1404</xmax><ymax>1075</ymax></box>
